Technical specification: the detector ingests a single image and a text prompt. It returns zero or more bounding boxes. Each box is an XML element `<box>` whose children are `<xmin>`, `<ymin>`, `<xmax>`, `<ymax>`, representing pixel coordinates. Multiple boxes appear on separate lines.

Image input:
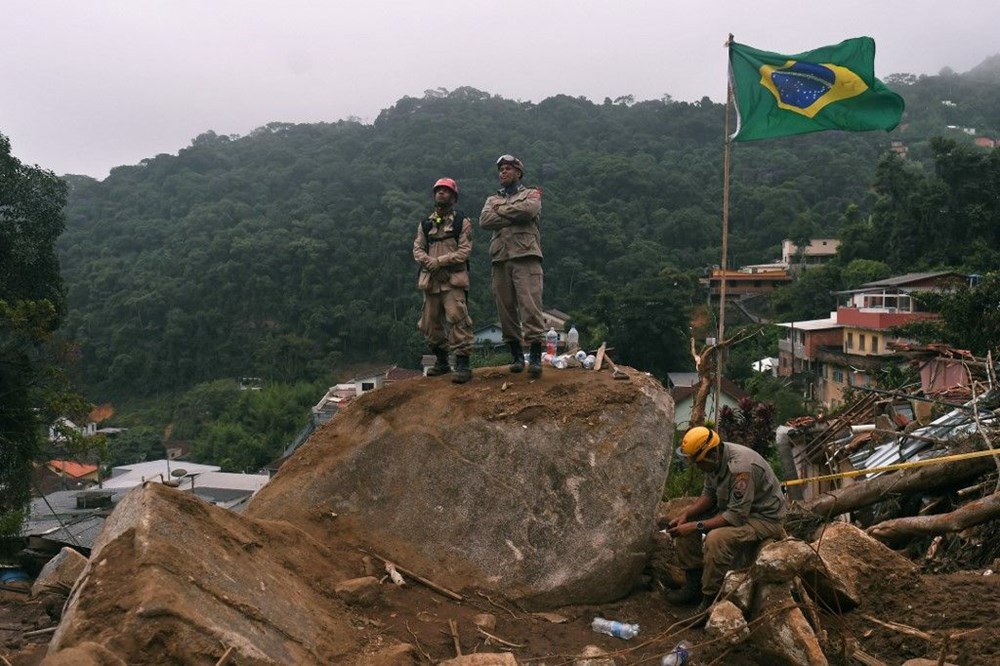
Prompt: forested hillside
<box><xmin>57</xmin><ymin>63</ymin><xmax>1000</xmax><ymax>399</ymax></box>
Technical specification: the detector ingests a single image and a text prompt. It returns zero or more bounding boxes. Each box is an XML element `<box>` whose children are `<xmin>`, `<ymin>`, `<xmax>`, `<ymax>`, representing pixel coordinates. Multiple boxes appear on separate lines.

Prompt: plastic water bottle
<box><xmin>574</xmin><ymin>350</ymin><xmax>587</xmax><ymax>363</ymax></box>
<box><xmin>591</xmin><ymin>617</ymin><xmax>639</xmax><ymax>640</ymax></box>
<box><xmin>583</xmin><ymin>354</ymin><xmax>596</xmax><ymax>370</ymax></box>
<box><xmin>546</xmin><ymin>327</ymin><xmax>558</xmax><ymax>356</ymax></box>
<box><xmin>553</xmin><ymin>355</ymin><xmax>568</xmax><ymax>369</ymax></box>
<box><xmin>567</xmin><ymin>325</ymin><xmax>579</xmax><ymax>351</ymax></box>
<box><xmin>660</xmin><ymin>640</ymin><xmax>692</xmax><ymax>665</ymax></box>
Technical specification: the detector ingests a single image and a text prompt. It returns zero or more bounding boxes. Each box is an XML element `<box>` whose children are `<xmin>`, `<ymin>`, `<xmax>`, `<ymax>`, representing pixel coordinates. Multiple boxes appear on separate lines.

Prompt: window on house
<box><xmin>361</xmin><ymin>382</ymin><xmax>375</xmax><ymax>391</ymax></box>
<box><xmin>846</xmin><ymin>332</ymin><xmax>853</xmax><ymax>350</ymax></box>
<box><xmin>832</xmin><ymin>369</ymin><xmax>844</xmax><ymax>383</ymax></box>
<box><xmin>871</xmin><ymin>335</ymin><xmax>879</xmax><ymax>353</ymax></box>
<box><xmin>859</xmin><ymin>334</ymin><xmax>866</xmax><ymax>352</ymax></box>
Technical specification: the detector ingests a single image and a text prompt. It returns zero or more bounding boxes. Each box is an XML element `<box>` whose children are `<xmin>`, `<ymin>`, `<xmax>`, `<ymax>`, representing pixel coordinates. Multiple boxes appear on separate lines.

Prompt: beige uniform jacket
<box><xmin>479</xmin><ymin>185</ymin><xmax>543</xmax><ymax>263</ymax></box>
<box><xmin>701</xmin><ymin>441</ymin><xmax>787</xmax><ymax>527</ymax></box>
<box><xmin>412</xmin><ymin>211</ymin><xmax>472</xmax><ymax>294</ymax></box>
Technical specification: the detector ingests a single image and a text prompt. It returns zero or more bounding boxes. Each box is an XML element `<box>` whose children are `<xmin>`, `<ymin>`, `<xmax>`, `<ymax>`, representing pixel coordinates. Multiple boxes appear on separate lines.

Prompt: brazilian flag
<box><xmin>729</xmin><ymin>37</ymin><xmax>904</xmax><ymax>141</ymax></box>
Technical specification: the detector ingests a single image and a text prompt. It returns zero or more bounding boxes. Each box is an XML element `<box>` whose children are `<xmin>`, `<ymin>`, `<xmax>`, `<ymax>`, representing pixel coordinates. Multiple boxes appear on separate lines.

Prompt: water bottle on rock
<box><xmin>660</xmin><ymin>640</ymin><xmax>692</xmax><ymax>665</ymax></box>
<box><xmin>591</xmin><ymin>617</ymin><xmax>639</xmax><ymax>640</ymax></box>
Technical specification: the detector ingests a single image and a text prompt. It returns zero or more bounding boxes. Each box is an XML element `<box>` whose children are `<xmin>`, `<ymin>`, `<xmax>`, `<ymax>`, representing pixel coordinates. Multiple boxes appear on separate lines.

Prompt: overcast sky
<box><xmin>5</xmin><ymin>1</ymin><xmax>998</xmax><ymax>178</ymax></box>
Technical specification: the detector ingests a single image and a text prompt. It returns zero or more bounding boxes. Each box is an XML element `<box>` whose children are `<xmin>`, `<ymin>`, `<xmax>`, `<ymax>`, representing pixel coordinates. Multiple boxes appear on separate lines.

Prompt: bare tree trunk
<box><xmin>687</xmin><ymin>328</ymin><xmax>755</xmax><ymax>428</ymax></box>
<box><xmin>688</xmin><ymin>347</ymin><xmax>715</xmax><ymax>427</ymax></box>
<box><xmin>867</xmin><ymin>491</ymin><xmax>1000</xmax><ymax>542</ymax></box>
<box><xmin>794</xmin><ymin>454</ymin><xmax>993</xmax><ymax>519</ymax></box>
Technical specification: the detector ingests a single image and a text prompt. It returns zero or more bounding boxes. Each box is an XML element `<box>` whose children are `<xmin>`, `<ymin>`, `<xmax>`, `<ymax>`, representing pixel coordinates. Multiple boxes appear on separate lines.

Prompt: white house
<box><xmin>666</xmin><ymin>372</ymin><xmax>750</xmax><ymax>431</ymax></box>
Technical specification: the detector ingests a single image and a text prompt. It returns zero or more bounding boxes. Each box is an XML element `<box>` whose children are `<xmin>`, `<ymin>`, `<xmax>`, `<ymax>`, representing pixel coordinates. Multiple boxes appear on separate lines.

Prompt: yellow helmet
<box><xmin>678</xmin><ymin>426</ymin><xmax>721</xmax><ymax>463</ymax></box>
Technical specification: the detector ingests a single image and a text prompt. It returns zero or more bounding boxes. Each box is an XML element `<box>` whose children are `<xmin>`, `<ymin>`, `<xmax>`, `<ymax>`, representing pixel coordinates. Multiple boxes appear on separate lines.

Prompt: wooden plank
<box><xmin>594</xmin><ymin>342</ymin><xmax>607</xmax><ymax>372</ymax></box>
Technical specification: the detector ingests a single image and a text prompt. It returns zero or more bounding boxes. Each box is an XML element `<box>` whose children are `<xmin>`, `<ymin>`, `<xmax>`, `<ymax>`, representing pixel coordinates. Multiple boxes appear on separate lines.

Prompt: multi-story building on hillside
<box><xmin>776</xmin><ymin>272</ymin><xmax>967</xmax><ymax>408</ymax></box>
<box><xmin>701</xmin><ymin>266</ymin><xmax>792</xmax><ymax>301</ymax></box>
<box><xmin>781</xmin><ymin>238</ymin><xmax>840</xmax><ymax>272</ymax></box>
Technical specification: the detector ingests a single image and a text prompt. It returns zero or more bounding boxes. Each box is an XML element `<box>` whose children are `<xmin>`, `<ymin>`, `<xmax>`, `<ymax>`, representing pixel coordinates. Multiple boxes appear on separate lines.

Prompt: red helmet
<box><xmin>433</xmin><ymin>177</ymin><xmax>459</xmax><ymax>201</ymax></box>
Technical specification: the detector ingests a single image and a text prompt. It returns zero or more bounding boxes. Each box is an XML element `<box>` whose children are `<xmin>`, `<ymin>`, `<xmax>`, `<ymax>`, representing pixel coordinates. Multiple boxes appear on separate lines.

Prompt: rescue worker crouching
<box><xmin>413</xmin><ymin>178</ymin><xmax>474</xmax><ymax>384</ymax></box>
<box><xmin>664</xmin><ymin>426</ymin><xmax>787</xmax><ymax>620</ymax></box>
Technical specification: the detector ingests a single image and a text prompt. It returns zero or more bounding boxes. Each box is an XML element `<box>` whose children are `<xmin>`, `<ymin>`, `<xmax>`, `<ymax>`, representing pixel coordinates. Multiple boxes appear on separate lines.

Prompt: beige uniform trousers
<box><xmin>419</xmin><ymin>287</ymin><xmax>473</xmax><ymax>356</ymax></box>
<box><xmin>491</xmin><ymin>256</ymin><xmax>544</xmax><ymax>344</ymax></box>
<box><xmin>673</xmin><ymin>516</ymin><xmax>786</xmax><ymax>596</ymax></box>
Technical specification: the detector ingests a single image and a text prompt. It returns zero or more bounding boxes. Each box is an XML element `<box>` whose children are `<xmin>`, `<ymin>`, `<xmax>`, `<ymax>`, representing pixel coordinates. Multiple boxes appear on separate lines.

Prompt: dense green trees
<box><xmin>1</xmin><ymin>132</ymin><xmax>86</xmax><ymax>534</ymax></box>
<box><xmin>896</xmin><ymin>272</ymin><xmax>1000</xmax><ymax>356</ymax></box>
<box><xmin>50</xmin><ymin>62</ymin><xmax>1000</xmax><ymax>406</ymax></box>
<box><xmin>58</xmin><ymin>90</ymin><xmax>901</xmax><ymax>399</ymax></box>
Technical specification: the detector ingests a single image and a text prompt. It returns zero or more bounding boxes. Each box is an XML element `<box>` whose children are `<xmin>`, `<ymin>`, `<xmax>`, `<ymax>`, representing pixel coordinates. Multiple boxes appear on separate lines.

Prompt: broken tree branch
<box><xmin>868</xmin><ymin>490</ymin><xmax>1000</xmax><ymax>543</ymax></box>
<box><xmin>687</xmin><ymin>328</ymin><xmax>756</xmax><ymax>427</ymax></box>
<box><xmin>964</xmin><ymin>363</ymin><xmax>1000</xmax><ymax>494</ymax></box>
<box><xmin>22</xmin><ymin>626</ymin><xmax>57</xmax><ymax>639</ymax></box>
<box><xmin>857</xmin><ymin>613</ymin><xmax>934</xmax><ymax>642</ymax></box>
<box><xmin>215</xmin><ymin>646</ymin><xmax>234</xmax><ymax>666</ymax></box>
<box><xmin>449</xmin><ymin>619</ymin><xmax>462</xmax><ymax>657</ymax></box>
<box><xmin>362</xmin><ymin>550</ymin><xmax>463</xmax><ymax>601</ymax></box>
<box><xmin>477</xmin><ymin>627</ymin><xmax>525</xmax><ymax>648</ymax></box>
<box><xmin>849</xmin><ymin>644</ymin><xmax>888</xmax><ymax>666</ymax></box>
<box><xmin>795</xmin><ymin>452</ymin><xmax>994</xmax><ymax>519</ymax></box>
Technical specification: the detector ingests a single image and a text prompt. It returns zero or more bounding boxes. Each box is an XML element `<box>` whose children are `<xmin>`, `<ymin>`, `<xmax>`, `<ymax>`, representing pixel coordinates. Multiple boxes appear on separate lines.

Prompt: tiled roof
<box><xmin>48</xmin><ymin>460</ymin><xmax>99</xmax><ymax>478</ymax></box>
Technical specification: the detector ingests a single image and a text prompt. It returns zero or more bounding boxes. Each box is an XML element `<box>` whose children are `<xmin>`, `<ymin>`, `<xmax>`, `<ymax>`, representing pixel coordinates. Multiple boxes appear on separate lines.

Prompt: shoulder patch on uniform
<box><xmin>732</xmin><ymin>472</ymin><xmax>750</xmax><ymax>499</ymax></box>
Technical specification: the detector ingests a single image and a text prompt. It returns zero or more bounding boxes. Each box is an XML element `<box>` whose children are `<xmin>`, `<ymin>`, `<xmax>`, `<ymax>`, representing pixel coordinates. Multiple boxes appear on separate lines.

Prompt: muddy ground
<box><xmin>4</xmin><ymin>564</ymin><xmax>1000</xmax><ymax>664</ymax></box>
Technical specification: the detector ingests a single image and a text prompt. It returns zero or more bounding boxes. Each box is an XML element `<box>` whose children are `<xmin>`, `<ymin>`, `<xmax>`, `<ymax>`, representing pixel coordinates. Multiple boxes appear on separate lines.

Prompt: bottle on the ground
<box><xmin>660</xmin><ymin>640</ymin><xmax>692</xmax><ymax>666</ymax></box>
<box><xmin>590</xmin><ymin>617</ymin><xmax>640</xmax><ymax>640</ymax></box>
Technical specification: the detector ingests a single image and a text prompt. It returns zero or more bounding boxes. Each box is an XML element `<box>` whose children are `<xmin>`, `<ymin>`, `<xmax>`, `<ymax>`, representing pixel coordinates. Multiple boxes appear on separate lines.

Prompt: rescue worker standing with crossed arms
<box><xmin>479</xmin><ymin>154</ymin><xmax>545</xmax><ymax>377</ymax></box>
<box><xmin>413</xmin><ymin>178</ymin><xmax>474</xmax><ymax>384</ymax></box>
<box><xmin>665</xmin><ymin>426</ymin><xmax>787</xmax><ymax>618</ymax></box>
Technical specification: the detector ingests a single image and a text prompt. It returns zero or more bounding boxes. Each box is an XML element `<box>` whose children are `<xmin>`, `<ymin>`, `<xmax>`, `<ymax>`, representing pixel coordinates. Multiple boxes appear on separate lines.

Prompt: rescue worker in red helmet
<box><xmin>479</xmin><ymin>154</ymin><xmax>546</xmax><ymax>377</ymax></box>
<box><xmin>413</xmin><ymin>178</ymin><xmax>474</xmax><ymax>383</ymax></box>
<box><xmin>664</xmin><ymin>426</ymin><xmax>787</xmax><ymax>621</ymax></box>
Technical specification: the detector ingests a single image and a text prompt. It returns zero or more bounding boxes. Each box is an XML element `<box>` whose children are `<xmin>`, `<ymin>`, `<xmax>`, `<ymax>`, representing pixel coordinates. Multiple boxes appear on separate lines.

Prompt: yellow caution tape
<box><xmin>783</xmin><ymin>447</ymin><xmax>1000</xmax><ymax>488</ymax></box>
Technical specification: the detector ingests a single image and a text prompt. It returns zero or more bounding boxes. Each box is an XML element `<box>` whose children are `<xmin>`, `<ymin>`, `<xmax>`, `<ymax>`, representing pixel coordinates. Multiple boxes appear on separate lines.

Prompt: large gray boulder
<box><xmin>248</xmin><ymin>365</ymin><xmax>674</xmax><ymax>608</ymax></box>
<box><xmin>32</xmin><ymin>546</ymin><xmax>88</xmax><ymax>598</ymax></box>
<box><xmin>807</xmin><ymin>521</ymin><xmax>918</xmax><ymax>611</ymax></box>
<box><xmin>44</xmin><ymin>483</ymin><xmax>361</xmax><ymax>664</ymax></box>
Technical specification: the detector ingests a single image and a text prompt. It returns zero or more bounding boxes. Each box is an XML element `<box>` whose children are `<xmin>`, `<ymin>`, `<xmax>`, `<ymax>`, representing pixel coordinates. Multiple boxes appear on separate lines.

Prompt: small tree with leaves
<box><xmin>718</xmin><ymin>397</ymin><xmax>777</xmax><ymax>459</ymax></box>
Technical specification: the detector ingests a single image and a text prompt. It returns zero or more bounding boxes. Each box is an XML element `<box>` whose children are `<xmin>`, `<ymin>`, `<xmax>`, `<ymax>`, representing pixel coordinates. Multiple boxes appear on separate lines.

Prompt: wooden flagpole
<box><xmin>714</xmin><ymin>34</ymin><xmax>735</xmax><ymax>424</ymax></box>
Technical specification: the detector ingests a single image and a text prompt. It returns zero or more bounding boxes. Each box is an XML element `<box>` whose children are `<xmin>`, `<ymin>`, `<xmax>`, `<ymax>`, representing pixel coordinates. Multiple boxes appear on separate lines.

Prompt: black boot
<box><xmin>688</xmin><ymin>593</ymin><xmax>716</xmax><ymax>627</ymax></box>
<box><xmin>426</xmin><ymin>347</ymin><xmax>450</xmax><ymax>376</ymax></box>
<box><xmin>527</xmin><ymin>341</ymin><xmax>543</xmax><ymax>378</ymax></box>
<box><xmin>508</xmin><ymin>341</ymin><xmax>524</xmax><ymax>373</ymax></box>
<box><xmin>664</xmin><ymin>569</ymin><xmax>702</xmax><ymax>606</ymax></box>
<box><xmin>693</xmin><ymin>593</ymin><xmax>715</xmax><ymax>615</ymax></box>
<box><xmin>452</xmin><ymin>355</ymin><xmax>472</xmax><ymax>384</ymax></box>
